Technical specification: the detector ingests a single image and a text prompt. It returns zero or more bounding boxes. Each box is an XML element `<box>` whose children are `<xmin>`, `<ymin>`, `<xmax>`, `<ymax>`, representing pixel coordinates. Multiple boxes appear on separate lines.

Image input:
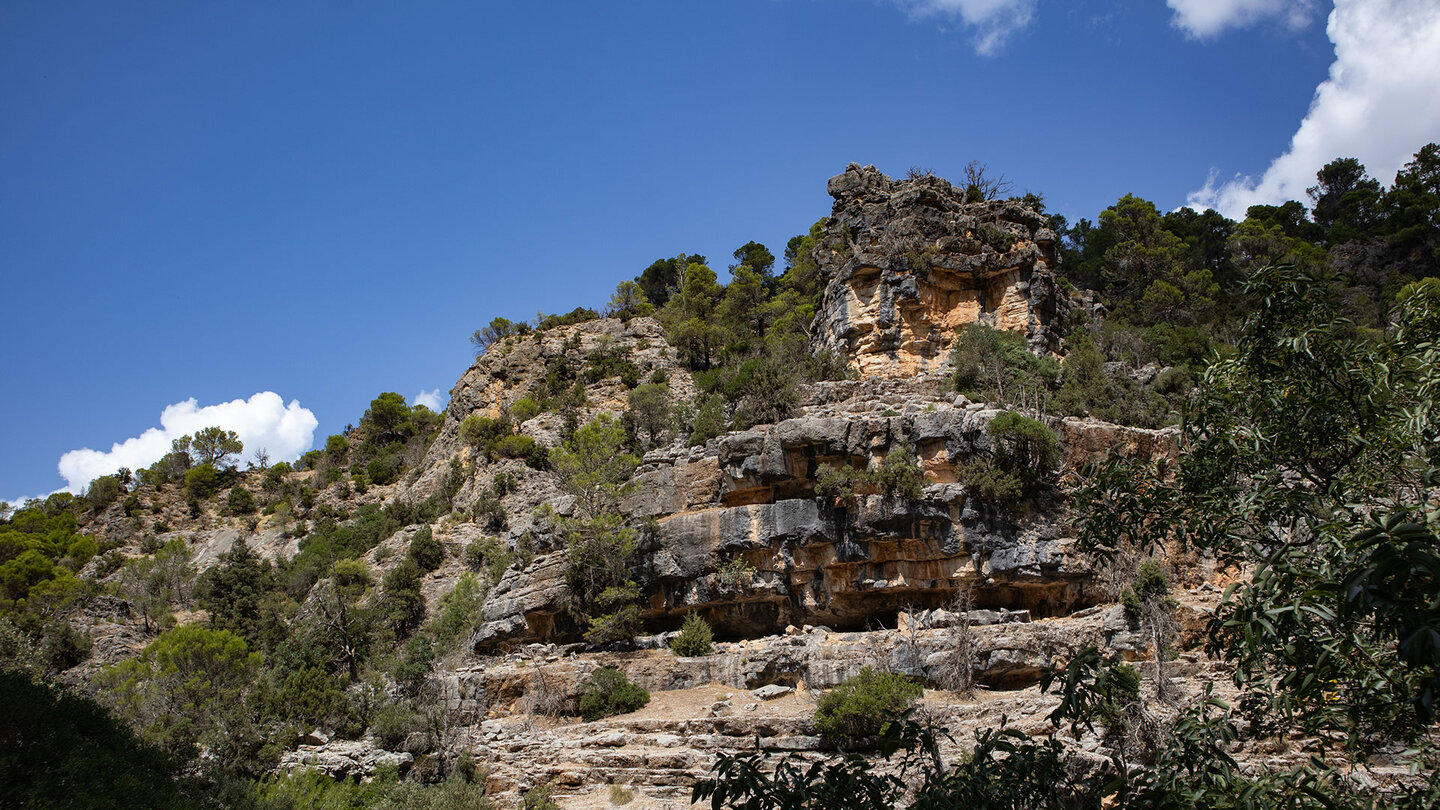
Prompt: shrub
<box><xmin>85</xmin><ymin>475</ymin><xmax>124</xmax><ymax>512</ymax></box>
<box><xmin>1096</xmin><ymin>662</ymin><xmax>1142</xmax><ymax>734</ymax></box>
<box><xmin>523</xmin><ymin>781</ymin><xmax>560</xmax><ymax>810</ymax></box>
<box><xmin>370</xmin><ymin>703</ymin><xmax>422</xmax><ymax>750</ymax></box>
<box><xmin>366</xmin><ymin>453</ymin><xmax>403</xmax><ymax>486</ymax></box>
<box><xmin>688</xmin><ymin>394</ymin><xmax>726</xmax><ymax>446</ymax></box>
<box><xmin>814</xmin><ymin>667</ymin><xmax>922</xmax><ymax>744</ymax></box>
<box><xmin>579</xmin><ymin>667</ymin><xmax>650</xmax><ymax>721</ymax></box>
<box><xmin>407</xmin><ymin>525</ymin><xmax>443</xmax><ymax>572</ymax></box>
<box><xmin>466</xmin><ymin>537</ymin><xmax>516</xmax><ymax>583</ymax></box>
<box><xmin>509</xmin><ymin>397</ymin><xmax>543</xmax><ymax>423</ymax></box>
<box><xmin>183</xmin><ymin>464</ymin><xmax>219</xmax><ymax>500</ymax></box>
<box><xmin>226</xmin><ymin>486</ymin><xmax>257</xmax><ymax>516</ymax></box>
<box><xmin>872</xmin><ymin>447</ymin><xmax>924</xmax><ymax>500</ymax></box>
<box><xmin>460</xmin><ymin>414</ymin><xmax>512</xmax><ymax>450</ymax></box>
<box><xmin>961</xmin><ymin>413</ymin><xmax>1058</xmax><ymax>504</ymax></box>
<box><xmin>493</xmin><ymin>433</ymin><xmax>545</xmax><ymax>467</ymax></box>
<box><xmin>670</xmin><ymin>612</ymin><xmax>713</xmax><ymax>657</ymax></box>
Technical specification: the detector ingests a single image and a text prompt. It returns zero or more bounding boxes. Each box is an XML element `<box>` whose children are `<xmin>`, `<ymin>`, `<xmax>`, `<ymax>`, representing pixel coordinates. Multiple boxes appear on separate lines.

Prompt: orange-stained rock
<box><xmin>812</xmin><ymin>164</ymin><xmax>1070</xmax><ymax>378</ymax></box>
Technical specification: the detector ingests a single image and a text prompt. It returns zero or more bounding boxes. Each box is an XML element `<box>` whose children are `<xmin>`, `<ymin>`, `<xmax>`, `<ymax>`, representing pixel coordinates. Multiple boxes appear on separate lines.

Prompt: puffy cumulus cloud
<box><xmin>1187</xmin><ymin>0</ymin><xmax>1440</xmax><ymax>220</ymax></box>
<box><xmin>56</xmin><ymin>392</ymin><xmax>318</xmax><ymax>492</ymax></box>
<box><xmin>1167</xmin><ymin>0</ymin><xmax>1317</xmax><ymax>38</ymax></box>
<box><xmin>892</xmin><ymin>0</ymin><xmax>1037</xmax><ymax>55</ymax></box>
<box><xmin>413</xmin><ymin>388</ymin><xmax>447</xmax><ymax>412</ymax></box>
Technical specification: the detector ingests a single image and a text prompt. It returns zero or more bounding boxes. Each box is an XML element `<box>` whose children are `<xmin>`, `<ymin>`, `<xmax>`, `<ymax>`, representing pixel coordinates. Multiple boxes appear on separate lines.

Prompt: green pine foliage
<box><xmin>670</xmin><ymin>612</ymin><xmax>713</xmax><ymax>657</ymax></box>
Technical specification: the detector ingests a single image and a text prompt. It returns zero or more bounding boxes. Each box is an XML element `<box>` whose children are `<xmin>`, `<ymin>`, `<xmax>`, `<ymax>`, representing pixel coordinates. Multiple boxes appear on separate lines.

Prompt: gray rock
<box><xmin>751</xmin><ymin>684</ymin><xmax>795</xmax><ymax>701</ymax></box>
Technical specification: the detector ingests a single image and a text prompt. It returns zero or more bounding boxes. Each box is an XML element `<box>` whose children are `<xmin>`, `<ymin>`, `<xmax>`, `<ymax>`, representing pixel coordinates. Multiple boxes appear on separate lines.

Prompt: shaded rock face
<box><xmin>471</xmin><ymin>382</ymin><xmax>1176</xmax><ymax>653</ymax></box>
<box><xmin>812</xmin><ymin>164</ymin><xmax>1066</xmax><ymax>377</ymax></box>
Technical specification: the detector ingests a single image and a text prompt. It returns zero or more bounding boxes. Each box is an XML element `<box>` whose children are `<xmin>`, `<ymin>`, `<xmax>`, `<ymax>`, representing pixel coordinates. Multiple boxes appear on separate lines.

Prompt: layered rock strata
<box><xmin>812</xmin><ymin>164</ymin><xmax>1067</xmax><ymax>377</ymax></box>
<box><xmin>469</xmin><ymin>371</ymin><xmax>1176</xmax><ymax>653</ymax></box>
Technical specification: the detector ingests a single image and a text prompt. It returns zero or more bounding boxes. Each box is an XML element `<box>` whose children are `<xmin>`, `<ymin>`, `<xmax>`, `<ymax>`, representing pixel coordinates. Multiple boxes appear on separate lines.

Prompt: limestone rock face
<box><xmin>812</xmin><ymin>164</ymin><xmax>1066</xmax><ymax>377</ymax></box>
<box><xmin>470</xmin><ymin>380</ymin><xmax>1176</xmax><ymax>653</ymax></box>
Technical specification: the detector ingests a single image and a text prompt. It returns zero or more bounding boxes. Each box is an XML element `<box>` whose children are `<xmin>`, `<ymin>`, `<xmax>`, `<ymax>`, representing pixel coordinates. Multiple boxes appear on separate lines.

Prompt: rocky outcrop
<box><xmin>471</xmin><ymin>379</ymin><xmax>1176</xmax><ymax>653</ymax></box>
<box><xmin>402</xmin><ymin>316</ymin><xmax>695</xmax><ymax>509</ymax></box>
<box><xmin>812</xmin><ymin>164</ymin><xmax>1067</xmax><ymax>377</ymax></box>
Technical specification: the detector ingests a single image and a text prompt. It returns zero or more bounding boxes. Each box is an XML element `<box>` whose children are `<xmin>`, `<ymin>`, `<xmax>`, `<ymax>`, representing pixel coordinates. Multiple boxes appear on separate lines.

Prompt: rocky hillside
<box><xmin>14</xmin><ymin>160</ymin><xmax>1434</xmax><ymax>809</ymax></box>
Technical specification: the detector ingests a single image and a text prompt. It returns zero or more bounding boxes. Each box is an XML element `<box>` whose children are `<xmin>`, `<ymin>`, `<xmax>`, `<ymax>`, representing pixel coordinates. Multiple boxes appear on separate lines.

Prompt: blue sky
<box><xmin>3</xmin><ymin>0</ymin><xmax>1438</xmax><ymax>503</ymax></box>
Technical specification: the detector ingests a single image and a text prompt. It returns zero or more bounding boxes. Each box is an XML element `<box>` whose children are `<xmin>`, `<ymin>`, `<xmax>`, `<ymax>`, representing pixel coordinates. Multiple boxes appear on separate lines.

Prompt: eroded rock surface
<box><xmin>812</xmin><ymin>164</ymin><xmax>1067</xmax><ymax>377</ymax></box>
<box><xmin>470</xmin><ymin>378</ymin><xmax>1176</xmax><ymax>653</ymax></box>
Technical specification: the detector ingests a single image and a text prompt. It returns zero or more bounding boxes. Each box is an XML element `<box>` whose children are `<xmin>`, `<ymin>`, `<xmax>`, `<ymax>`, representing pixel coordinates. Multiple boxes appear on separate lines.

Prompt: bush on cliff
<box><xmin>813</xmin><ymin>667</ymin><xmax>922</xmax><ymax>745</ymax></box>
<box><xmin>670</xmin><ymin>612</ymin><xmax>713</xmax><ymax>657</ymax></box>
<box><xmin>578</xmin><ymin>667</ymin><xmax>650</xmax><ymax>721</ymax></box>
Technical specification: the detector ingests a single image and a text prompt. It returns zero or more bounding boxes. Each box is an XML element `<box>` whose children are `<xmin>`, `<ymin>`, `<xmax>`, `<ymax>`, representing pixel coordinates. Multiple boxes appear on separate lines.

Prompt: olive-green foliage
<box><xmin>227</xmin><ymin>485</ymin><xmax>257</xmax><ymax>515</ymax></box>
<box><xmin>407</xmin><ymin>525</ymin><xmax>442</xmax><ymax>572</ymax></box>
<box><xmin>195</xmin><ymin>541</ymin><xmax>273</xmax><ymax>645</ymax></box>
<box><xmin>370</xmin><ymin>702</ymin><xmax>424</xmax><ymax>750</ymax></box>
<box><xmin>429</xmin><ymin>573</ymin><xmax>483</xmax><ymax>651</ymax></box>
<box><xmin>814</xmin><ymin>462</ymin><xmax>861</xmax><ymax>504</ymax></box>
<box><xmin>0</xmin><ymin>670</ymin><xmax>192</xmax><ymax>810</ymax></box>
<box><xmin>508</xmin><ymin>396</ymin><xmax>543</xmax><ymax>424</ymax></box>
<box><xmin>563</xmin><ymin>511</ymin><xmax>642</xmax><ymax>646</ymax></box>
<box><xmin>584</xmin><ymin>346</ymin><xmax>641</xmax><ymax>388</ymax></box>
<box><xmin>492</xmin><ymin>433</ymin><xmax>546</xmax><ymax>468</ymax></box>
<box><xmin>391</xmin><ymin>634</ymin><xmax>434</xmax><ymax>699</ymax></box>
<box><xmin>869</xmin><ymin>447</ymin><xmax>924</xmax><ymax>500</ymax></box>
<box><xmin>687</xmin><ymin>394</ymin><xmax>726</xmax><ymax>446</ymax></box>
<box><xmin>289</xmin><ymin>499</ymin><xmax>445</xmax><ymax>595</ymax></box>
<box><xmin>1073</xmin><ymin>265</ymin><xmax>1440</xmax><ymax>775</ymax></box>
<box><xmin>472</xmin><ymin>315</ymin><xmax>528</xmax><ymax>357</ymax></box>
<box><xmin>184</xmin><ymin>463</ymin><xmax>220</xmax><ymax>500</ymax></box>
<box><xmin>192</xmin><ymin>426</ymin><xmax>244</xmax><ymax>468</ymax></box>
<box><xmin>670</xmin><ymin>612</ymin><xmax>713</xmax><ymax>657</ymax></box>
<box><xmin>93</xmin><ymin>625</ymin><xmax>262</xmax><ymax>767</ymax></box>
<box><xmin>1096</xmin><ymin>662</ymin><xmax>1141</xmax><ymax>734</ymax></box>
<box><xmin>325</xmin><ymin>433</ymin><xmax>350</xmax><ymax>463</ymax></box>
<box><xmin>1054</xmin><ymin>329</ymin><xmax>1172</xmax><ymax>428</ymax></box>
<box><xmin>366</xmin><ymin>453</ymin><xmax>403</xmax><ymax>486</ymax></box>
<box><xmin>85</xmin><ymin>474</ymin><xmax>125</xmax><ymax>512</ymax></box>
<box><xmin>606</xmin><ymin>279</ymin><xmax>654</xmax><ymax>321</ymax></box>
<box><xmin>380</xmin><ymin>559</ymin><xmax>424</xmax><ymax>638</ymax></box>
<box><xmin>461</xmin><ymin>413</ymin><xmax>544</xmax><ymax>466</ymax></box>
<box><xmin>264</xmin><ymin>665</ymin><xmax>348</xmax><ymax>731</ymax></box>
<box><xmin>578</xmin><ymin>667</ymin><xmax>650</xmax><ymax>721</ymax></box>
<box><xmin>960</xmin><ymin>413</ymin><xmax>1058</xmax><ymax>504</ymax></box>
<box><xmin>465</xmin><ymin>536</ymin><xmax>516</xmax><ymax>584</ymax></box>
<box><xmin>0</xmin><ymin>503</ymin><xmax>94</xmax><ymax>610</ymax></box>
<box><xmin>814</xmin><ymin>448</ymin><xmax>925</xmax><ymax>504</ymax></box>
<box><xmin>582</xmin><ymin>581</ymin><xmax>644</xmax><ymax>648</ymax></box>
<box><xmin>522</xmin><ymin>781</ymin><xmax>561</xmax><ymax>810</ymax></box>
<box><xmin>535</xmin><ymin>307</ymin><xmax>600</xmax><ymax>331</ymax></box>
<box><xmin>813</xmin><ymin>667</ymin><xmax>922</xmax><ymax>744</ymax></box>
<box><xmin>548</xmin><ymin>414</ymin><xmax>639</xmax><ymax>519</ymax></box>
<box><xmin>949</xmin><ymin>323</ymin><xmax>1058</xmax><ymax>409</ymax></box>
<box><xmin>627</xmin><ymin>382</ymin><xmax>672</xmax><ymax>448</ymax></box>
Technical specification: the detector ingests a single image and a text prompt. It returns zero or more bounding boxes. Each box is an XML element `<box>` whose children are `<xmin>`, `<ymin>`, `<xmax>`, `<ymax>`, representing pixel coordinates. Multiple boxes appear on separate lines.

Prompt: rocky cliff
<box><xmin>462</xmin><ymin>367</ymin><xmax>1175</xmax><ymax>654</ymax></box>
<box><xmin>812</xmin><ymin>164</ymin><xmax>1067</xmax><ymax>377</ymax></box>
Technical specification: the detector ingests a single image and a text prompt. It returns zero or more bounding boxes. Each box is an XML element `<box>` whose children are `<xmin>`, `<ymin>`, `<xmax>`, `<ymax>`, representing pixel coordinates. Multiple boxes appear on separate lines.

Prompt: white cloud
<box><xmin>56</xmin><ymin>392</ymin><xmax>319</xmax><ymax>493</ymax></box>
<box><xmin>1167</xmin><ymin>0</ymin><xmax>1317</xmax><ymax>38</ymax></box>
<box><xmin>892</xmin><ymin>0</ymin><xmax>1037</xmax><ymax>55</ymax></box>
<box><xmin>413</xmin><ymin>388</ymin><xmax>446</xmax><ymax>412</ymax></box>
<box><xmin>1186</xmin><ymin>0</ymin><xmax>1440</xmax><ymax>220</ymax></box>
